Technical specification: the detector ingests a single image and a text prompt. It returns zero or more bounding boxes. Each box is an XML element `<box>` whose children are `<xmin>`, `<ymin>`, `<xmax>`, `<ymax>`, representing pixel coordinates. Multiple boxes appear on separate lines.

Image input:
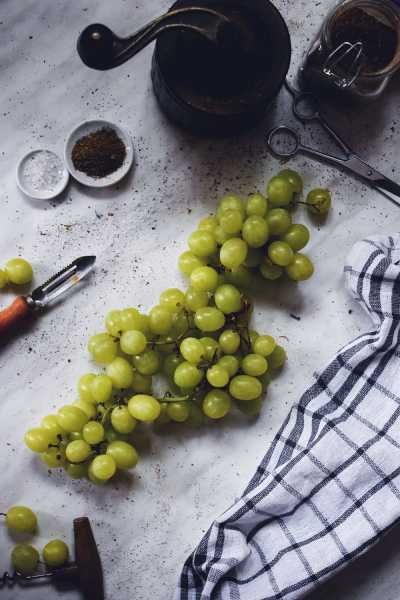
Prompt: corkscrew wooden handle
<box><xmin>0</xmin><ymin>297</ymin><xmax>34</xmax><ymax>336</ymax></box>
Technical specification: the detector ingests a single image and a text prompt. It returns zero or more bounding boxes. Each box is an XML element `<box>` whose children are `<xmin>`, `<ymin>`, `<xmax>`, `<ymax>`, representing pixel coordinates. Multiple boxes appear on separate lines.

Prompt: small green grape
<box><xmin>283</xmin><ymin>224</ymin><xmax>310</xmax><ymax>251</ymax></box>
<box><xmin>5</xmin><ymin>506</ymin><xmax>37</xmax><ymax>534</ymax></box>
<box><xmin>11</xmin><ymin>544</ymin><xmax>39</xmax><ymax>575</ymax></box>
<box><xmin>229</xmin><ymin>375</ymin><xmax>262</xmax><ymax>401</ymax></box>
<box><xmin>194</xmin><ymin>307</ymin><xmax>225</xmax><ymax>332</ymax></box>
<box><xmin>218</xmin><ymin>355</ymin><xmax>240</xmax><ymax>377</ymax></box>
<box><xmin>174</xmin><ymin>362</ymin><xmax>203</xmax><ymax>388</ymax></box>
<box><xmin>190</xmin><ymin>266</ymin><xmax>219</xmax><ymax>292</ymax></box>
<box><xmin>246</xmin><ymin>193</ymin><xmax>268</xmax><ymax>217</ymax></box>
<box><xmin>128</xmin><ymin>394</ymin><xmax>161</xmax><ymax>422</ymax></box>
<box><xmin>167</xmin><ymin>402</ymin><xmax>190</xmax><ymax>422</ymax></box>
<box><xmin>83</xmin><ymin>421</ymin><xmax>105</xmax><ymax>445</ymax></box>
<box><xmin>178</xmin><ymin>251</ymin><xmax>206</xmax><ymax>275</ymax></box>
<box><xmin>206</xmin><ymin>365</ymin><xmax>229</xmax><ymax>387</ymax></box>
<box><xmin>219</xmin><ymin>330</ymin><xmax>240</xmax><ymax>354</ymax></box>
<box><xmin>106</xmin><ymin>357</ymin><xmax>134</xmax><ymax>388</ymax></box>
<box><xmin>200</xmin><ymin>337</ymin><xmax>219</xmax><ymax>361</ymax></box>
<box><xmin>43</xmin><ymin>540</ymin><xmax>69</xmax><ymax>568</ymax></box>
<box><xmin>198</xmin><ymin>215</ymin><xmax>218</xmax><ymax>232</ymax></box>
<box><xmin>111</xmin><ymin>406</ymin><xmax>137</xmax><ymax>434</ymax></box>
<box><xmin>219</xmin><ymin>209</ymin><xmax>243</xmax><ymax>234</ymax></box>
<box><xmin>278</xmin><ymin>169</ymin><xmax>303</xmax><ymax>193</ymax></box>
<box><xmin>188</xmin><ymin>230</ymin><xmax>217</xmax><ymax>257</ymax></box>
<box><xmin>41</xmin><ymin>446</ymin><xmax>67</xmax><ymax>468</ymax></box>
<box><xmin>267</xmin><ymin>176</ymin><xmax>293</xmax><ymax>207</ymax></box>
<box><xmin>66</xmin><ymin>440</ymin><xmax>91</xmax><ymax>463</ymax></box>
<box><xmin>90</xmin><ymin>374</ymin><xmax>113</xmax><ymax>403</ymax></box>
<box><xmin>241</xmin><ymin>354</ymin><xmax>268</xmax><ymax>376</ymax></box>
<box><xmin>253</xmin><ymin>335</ymin><xmax>276</xmax><ymax>357</ymax></box>
<box><xmin>285</xmin><ymin>253</ymin><xmax>314</xmax><ymax>281</ymax></box>
<box><xmin>185</xmin><ymin>287</ymin><xmax>209</xmax><ymax>311</ymax></box>
<box><xmin>180</xmin><ymin>337</ymin><xmax>204</xmax><ymax>364</ymax></box>
<box><xmin>120</xmin><ymin>330</ymin><xmax>147</xmax><ymax>355</ymax></box>
<box><xmin>268</xmin><ymin>345</ymin><xmax>287</xmax><ymax>369</ymax></box>
<box><xmin>77</xmin><ymin>373</ymin><xmax>96</xmax><ymax>403</ymax></box>
<box><xmin>242</xmin><ymin>216</ymin><xmax>269</xmax><ymax>248</ymax></box>
<box><xmin>214</xmin><ymin>284</ymin><xmax>242</xmax><ymax>314</ymax></box>
<box><xmin>306</xmin><ymin>188</ymin><xmax>331</xmax><ymax>216</ymax></box>
<box><xmin>217</xmin><ymin>194</ymin><xmax>245</xmax><ymax>219</ymax></box>
<box><xmin>5</xmin><ymin>258</ymin><xmax>33</xmax><ymax>285</ymax></box>
<box><xmin>106</xmin><ymin>441</ymin><xmax>139</xmax><ymax>469</ymax></box>
<box><xmin>268</xmin><ymin>241</ymin><xmax>294</xmax><ymax>267</ymax></box>
<box><xmin>133</xmin><ymin>350</ymin><xmax>161</xmax><ymax>375</ymax></box>
<box><xmin>24</xmin><ymin>428</ymin><xmax>53</xmax><ymax>453</ymax></box>
<box><xmin>259</xmin><ymin>258</ymin><xmax>283</xmax><ymax>281</ymax></box>
<box><xmin>266</xmin><ymin>208</ymin><xmax>292</xmax><ymax>236</ymax></box>
<box><xmin>220</xmin><ymin>238</ymin><xmax>248</xmax><ymax>270</ymax></box>
<box><xmin>149</xmin><ymin>305</ymin><xmax>172</xmax><ymax>335</ymax></box>
<box><xmin>91</xmin><ymin>454</ymin><xmax>116</xmax><ymax>481</ymax></box>
<box><xmin>202</xmin><ymin>390</ymin><xmax>231</xmax><ymax>419</ymax></box>
<box><xmin>87</xmin><ymin>333</ymin><xmax>117</xmax><ymax>364</ymax></box>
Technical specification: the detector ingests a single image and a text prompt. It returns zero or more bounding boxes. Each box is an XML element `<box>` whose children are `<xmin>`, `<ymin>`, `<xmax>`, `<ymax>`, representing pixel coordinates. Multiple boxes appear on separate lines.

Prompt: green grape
<box><xmin>236</xmin><ymin>397</ymin><xmax>263</xmax><ymax>416</ymax></box>
<box><xmin>225</xmin><ymin>265</ymin><xmax>252</xmax><ymax>288</ymax></box>
<box><xmin>174</xmin><ymin>361</ymin><xmax>203</xmax><ymax>388</ymax></box>
<box><xmin>253</xmin><ymin>335</ymin><xmax>276</xmax><ymax>356</ymax></box>
<box><xmin>169</xmin><ymin>310</ymin><xmax>189</xmax><ymax>340</ymax></box>
<box><xmin>219</xmin><ymin>209</ymin><xmax>243</xmax><ymax>234</ymax></box>
<box><xmin>90</xmin><ymin>374</ymin><xmax>113</xmax><ymax>403</ymax></box>
<box><xmin>217</xmin><ymin>194</ymin><xmax>245</xmax><ymax>219</ymax></box>
<box><xmin>188</xmin><ymin>230</ymin><xmax>217</xmax><ymax>257</ymax></box>
<box><xmin>202</xmin><ymin>390</ymin><xmax>231</xmax><ymax>419</ymax></box>
<box><xmin>106</xmin><ymin>441</ymin><xmax>139</xmax><ymax>469</ymax></box>
<box><xmin>268</xmin><ymin>345</ymin><xmax>287</xmax><ymax>369</ymax></box>
<box><xmin>106</xmin><ymin>357</ymin><xmax>134</xmax><ymax>388</ymax></box>
<box><xmin>69</xmin><ymin>431</ymin><xmax>83</xmax><ymax>441</ymax></box>
<box><xmin>73</xmin><ymin>400</ymin><xmax>96</xmax><ymax>419</ymax></box>
<box><xmin>259</xmin><ymin>258</ymin><xmax>283</xmax><ymax>281</ymax></box>
<box><xmin>66</xmin><ymin>440</ymin><xmax>91</xmax><ymax>463</ymax></box>
<box><xmin>91</xmin><ymin>454</ymin><xmax>116</xmax><ymax>481</ymax></box>
<box><xmin>285</xmin><ymin>253</ymin><xmax>314</xmax><ymax>281</ymax></box>
<box><xmin>242</xmin><ymin>216</ymin><xmax>269</xmax><ymax>248</ymax></box>
<box><xmin>167</xmin><ymin>402</ymin><xmax>190</xmax><ymax>422</ymax></box>
<box><xmin>104</xmin><ymin>427</ymin><xmax>131</xmax><ymax>443</ymax></box>
<box><xmin>241</xmin><ymin>353</ymin><xmax>268</xmax><ymax>376</ymax></box>
<box><xmin>214</xmin><ymin>284</ymin><xmax>242</xmax><ymax>314</ymax></box>
<box><xmin>267</xmin><ymin>175</ymin><xmax>293</xmax><ymax>207</ymax></box>
<box><xmin>77</xmin><ymin>373</ymin><xmax>96</xmax><ymax>403</ymax></box>
<box><xmin>220</xmin><ymin>238</ymin><xmax>248</xmax><ymax>269</ymax></box>
<box><xmin>306</xmin><ymin>188</ymin><xmax>331</xmax><ymax>216</ymax></box>
<box><xmin>185</xmin><ymin>287</ymin><xmax>209</xmax><ymax>311</ymax></box>
<box><xmin>87</xmin><ymin>333</ymin><xmax>117</xmax><ymax>364</ymax></box>
<box><xmin>5</xmin><ymin>258</ymin><xmax>33</xmax><ymax>285</ymax></box>
<box><xmin>111</xmin><ymin>406</ymin><xmax>137</xmax><ymax>434</ymax></box>
<box><xmin>120</xmin><ymin>308</ymin><xmax>141</xmax><ymax>332</ymax></box>
<box><xmin>88</xmin><ymin>462</ymin><xmax>107</xmax><ymax>485</ymax></box>
<box><xmin>267</xmin><ymin>208</ymin><xmax>292</xmax><ymax>235</ymax></box>
<box><xmin>194</xmin><ymin>307</ymin><xmax>225</xmax><ymax>332</ymax></box>
<box><xmin>283</xmin><ymin>224</ymin><xmax>310</xmax><ymax>251</ymax></box>
<box><xmin>200</xmin><ymin>337</ymin><xmax>219</xmax><ymax>361</ymax></box>
<box><xmin>219</xmin><ymin>330</ymin><xmax>240</xmax><ymax>354</ymax></box>
<box><xmin>180</xmin><ymin>337</ymin><xmax>204</xmax><ymax>364</ymax></box>
<box><xmin>198</xmin><ymin>215</ymin><xmax>218</xmax><ymax>232</ymax></box>
<box><xmin>178</xmin><ymin>251</ymin><xmax>206</xmax><ymax>275</ymax></box>
<box><xmin>41</xmin><ymin>446</ymin><xmax>66</xmax><ymax>468</ymax></box>
<box><xmin>83</xmin><ymin>421</ymin><xmax>105</xmax><ymax>445</ymax></box>
<box><xmin>128</xmin><ymin>394</ymin><xmax>161</xmax><ymax>422</ymax></box>
<box><xmin>246</xmin><ymin>193</ymin><xmax>268</xmax><ymax>217</ymax></box>
<box><xmin>5</xmin><ymin>506</ymin><xmax>37</xmax><ymax>534</ymax></box>
<box><xmin>133</xmin><ymin>350</ymin><xmax>161</xmax><ymax>375</ymax></box>
<box><xmin>131</xmin><ymin>371</ymin><xmax>152</xmax><ymax>393</ymax></box>
<box><xmin>160</xmin><ymin>288</ymin><xmax>185</xmax><ymax>311</ymax></box>
<box><xmin>24</xmin><ymin>428</ymin><xmax>52</xmax><ymax>453</ymax></box>
<box><xmin>244</xmin><ymin>247</ymin><xmax>264</xmax><ymax>268</ymax></box>
<box><xmin>186</xmin><ymin>402</ymin><xmax>204</xmax><ymax>427</ymax></box>
<box><xmin>105</xmin><ymin>309</ymin><xmax>123</xmax><ymax>336</ymax></box>
<box><xmin>0</xmin><ymin>268</ymin><xmax>9</xmax><ymax>288</ymax></box>
<box><xmin>214</xmin><ymin>225</ymin><xmax>237</xmax><ymax>245</ymax></box>
<box><xmin>43</xmin><ymin>540</ymin><xmax>69</xmax><ymax>568</ymax></box>
<box><xmin>218</xmin><ymin>355</ymin><xmax>239</xmax><ymax>377</ymax></box>
<box><xmin>190</xmin><ymin>266</ymin><xmax>219</xmax><ymax>292</ymax></box>
<box><xmin>229</xmin><ymin>375</ymin><xmax>262</xmax><ymax>400</ymax></box>
<box><xmin>162</xmin><ymin>354</ymin><xmax>183</xmax><ymax>379</ymax></box>
<box><xmin>155</xmin><ymin>402</ymin><xmax>171</xmax><ymax>425</ymax></box>
<box><xmin>11</xmin><ymin>544</ymin><xmax>39</xmax><ymax>576</ymax></box>
<box><xmin>206</xmin><ymin>364</ymin><xmax>229</xmax><ymax>387</ymax></box>
<box><xmin>120</xmin><ymin>330</ymin><xmax>147</xmax><ymax>355</ymax></box>
<box><xmin>278</xmin><ymin>168</ymin><xmax>303</xmax><ymax>193</ymax></box>
<box><xmin>268</xmin><ymin>241</ymin><xmax>294</xmax><ymax>267</ymax></box>
<box><xmin>41</xmin><ymin>415</ymin><xmax>66</xmax><ymax>441</ymax></box>
<box><xmin>149</xmin><ymin>305</ymin><xmax>172</xmax><ymax>335</ymax></box>
<box><xmin>66</xmin><ymin>462</ymin><xmax>88</xmax><ymax>479</ymax></box>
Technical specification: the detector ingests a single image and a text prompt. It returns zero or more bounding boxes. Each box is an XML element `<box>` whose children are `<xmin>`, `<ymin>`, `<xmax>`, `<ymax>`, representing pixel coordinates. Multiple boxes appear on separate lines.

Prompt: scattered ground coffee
<box><xmin>72</xmin><ymin>127</ymin><xmax>126</xmax><ymax>178</ymax></box>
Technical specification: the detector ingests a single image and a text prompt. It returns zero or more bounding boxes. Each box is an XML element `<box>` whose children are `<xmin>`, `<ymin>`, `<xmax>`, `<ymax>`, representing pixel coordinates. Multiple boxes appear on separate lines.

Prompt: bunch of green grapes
<box><xmin>0</xmin><ymin>258</ymin><xmax>33</xmax><ymax>288</ymax></box>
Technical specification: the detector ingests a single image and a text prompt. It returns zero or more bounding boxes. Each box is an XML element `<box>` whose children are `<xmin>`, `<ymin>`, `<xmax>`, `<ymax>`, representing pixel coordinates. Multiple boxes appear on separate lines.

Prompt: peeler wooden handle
<box><xmin>0</xmin><ymin>297</ymin><xmax>34</xmax><ymax>336</ymax></box>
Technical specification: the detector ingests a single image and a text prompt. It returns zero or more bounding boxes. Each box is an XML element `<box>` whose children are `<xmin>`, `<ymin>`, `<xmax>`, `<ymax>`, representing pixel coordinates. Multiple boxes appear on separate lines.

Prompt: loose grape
<box><xmin>174</xmin><ymin>362</ymin><xmax>203</xmax><ymax>388</ymax></box>
<box><xmin>283</xmin><ymin>224</ymin><xmax>310</xmax><ymax>251</ymax></box>
<box><xmin>106</xmin><ymin>441</ymin><xmax>139</xmax><ymax>469</ymax></box>
<box><xmin>214</xmin><ymin>284</ymin><xmax>242</xmax><ymax>314</ymax></box>
<box><xmin>217</xmin><ymin>194</ymin><xmax>245</xmax><ymax>218</ymax></box>
<box><xmin>278</xmin><ymin>168</ymin><xmax>303</xmax><ymax>193</ymax></box>
<box><xmin>73</xmin><ymin>400</ymin><xmax>96</xmax><ymax>419</ymax></box>
<box><xmin>268</xmin><ymin>345</ymin><xmax>287</xmax><ymax>369</ymax></box>
<box><xmin>218</xmin><ymin>355</ymin><xmax>239</xmax><ymax>377</ymax></box>
<box><xmin>200</xmin><ymin>337</ymin><xmax>219</xmax><ymax>361</ymax></box>
<box><xmin>185</xmin><ymin>287</ymin><xmax>209</xmax><ymax>311</ymax></box>
<box><xmin>90</xmin><ymin>374</ymin><xmax>113</xmax><ymax>403</ymax></box>
<box><xmin>236</xmin><ymin>397</ymin><xmax>263</xmax><ymax>416</ymax></box>
<box><xmin>111</xmin><ymin>406</ymin><xmax>137</xmax><ymax>434</ymax></box>
<box><xmin>219</xmin><ymin>330</ymin><xmax>240</xmax><ymax>354</ymax></box>
<box><xmin>66</xmin><ymin>462</ymin><xmax>88</xmax><ymax>479</ymax></box>
<box><xmin>106</xmin><ymin>357</ymin><xmax>134</xmax><ymax>388</ymax></box>
<box><xmin>194</xmin><ymin>307</ymin><xmax>225</xmax><ymax>332</ymax></box>
<box><xmin>167</xmin><ymin>402</ymin><xmax>190</xmax><ymax>422</ymax></box>
<box><xmin>5</xmin><ymin>258</ymin><xmax>33</xmax><ymax>285</ymax></box>
<box><xmin>188</xmin><ymin>230</ymin><xmax>217</xmax><ymax>257</ymax></box>
<box><xmin>244</xmin><ymin>247</ymin><xmax>264</xmax><ymax>268</ymax></box>
<box><xmin>77</xmin><ymin>373</ymin><xmax>96</xmax><ymax>403</ymax></box>
<box><xmin>6</xmin><ymin>506</ymin><xmax>37</xmax><ymax>534</ymax></box>
<box><xmin>180</xmin><ymin>337</ymin><xmax>204</xmax><ymax>364</ymax></box>
<box><xmin>225</xmin><ymin>265</ymin><xmax>252</xmax><ymax>288</ymax></box>
<box><xmin>253</xmin><ymin>335</ymin><xmax>276</xmax><ymax>357</ymax></box>
<box><xmin>11</xmin><ymin>544</ymin><xmax>39</xmax><ymax>576</ymax></box>
<box><xmin>206</xmin><ymin>365</ymin><xmax>229</xmax><ymax>387</ymax></box>
<box><xmin>229</xmin><ymin>375</ymin><xmax>262</xmax><ymax>400</ymax></box>
<box><xmin>219</xmin><ymin>209</ymin><xmax>243</xmax><ymax>234</ymax></box>
<box><xmin>268</xmin><ymin>241</ymin><xmax>294</xmax><ymax>267</ymax></box>
<box><xmin>220</xmin><ymin>238</ymin><xmax>248</xmax><ymax>270</ymax></box>
<box><xmin>241</xmin><ymin>353</ymin><xmax>268</xmax><ymax>376</ymax></box>
<box><xmin>120</xmin><ymin>308</ymin><xmax>141</xmax><ymax>332</ymax></box>
<box><xmin>133</xmin><ymin>350</ymin><xmax>161</xmax><ymax>375</ymax></box>
<box><xmin>190</xmin><ymin>266</ymin><xmax>219</xmax><ymax>292</ymax></box>
<box><xmin>160</xmin><ymin>288</ymin><xmax>185</xmax><ymax>311</ymax></box>
<box><xmin>87</xmin><ymin>333</ymin><xmax>117</xmax><ymax>364</ymax></box>
<box><xmin>267</xmin><ymin>208</ymin><xmax>292</xmax><ymax>235</ymax></box>
<box><xmin>267</xmin><ymin>175</ymin><xmax>293</xmax><ymax>207</ymax></box>
<box><xmin>120</xmin><ymin>330</ymin><xmax>147</xmax><ymax>355</ymax></box>
<box><xmin>178</xmin><ymin>251</ymin><xmax>206</xmax><ymax>275</ymax></box>
<box><xmin>128</xmin><ymin>394</ymin><xmax>161</xmax><ymax>422</ymax></box>
<box><xmin>105</xmin><ymin>310</ymin><xmax>122</xmax><ymax>336</ymax></box>
<box><xmin>259</xmin><ymin>258</ymin><xmax>283</xmax><ymax>281</ymax></box>
<box><xmin>24</xmin><ymin>428</ymin><xmax>52</xmax><ymax>453</ymax></box>
<box><xmin>306</xmin><ymin>188</ymin><xmax>331</xmax><ymax>216</ymax></box>
<box><xmin>285</xmin><ymin>253</ymin><xmax>314</xmax><ymax>281</ymax></box>
<box><xmin>0</xmin><ymin>268</ymin><xmax>9</xmax><ymax>288</ymax></box>
<box><xmin>41</xmin><ymin>415</ymin><xmax>66</xmax><ymax>441</ymax></box>
<box><xmin>149</xmin><ymin>305</ymin><xmax>172</xmax><ymax>335</ymax></box>
<box><xmin>242</xmin><ymin>216</ymin><xmax>269</xmax><ymax>248</ymax></box>
<box><xmin>83</xmin><ymin>421</ymin><xmax>105</xmax><ymax>445</ymax></box>
<box><xmin>91</xmin><ymin>454</ymin><xmax>116</xmax><ymax>481</ymax></box>
<box><xmin>41</xmin><ymin>446</ymin><xmax>66</xmax><ymax>468</ymax></box>
<box><xmin>43</xmin><ymin>540</ymin><xmax>69</xmax><ymax>568</ymax></box>
<box><xmin>66</xmin><ymin>440</ymin><xmax>91</xmax><ymax>463</ymax></box>
<box><xmin>214</xmin><ymin>225</ymin><xmax>237</xmax><ymax>245</ymax></box>
<box><xmin>131</xmin><ymin>371</ymin><xmax>153</xmax><ymax>394</ymax></box>
<box><xmin>246</xmin><ymin>193</ymin><xmax>268</xmax><ymax>217</ymax></box>
<box><xmin>203</xmin><ymin>390</ymin><xmax>231</xmax><ymax>419</ymax></box>
<box><xmin>198</xmin><ymin>215</ymin><xmax>218</xmax><ymax>232</ymax></box>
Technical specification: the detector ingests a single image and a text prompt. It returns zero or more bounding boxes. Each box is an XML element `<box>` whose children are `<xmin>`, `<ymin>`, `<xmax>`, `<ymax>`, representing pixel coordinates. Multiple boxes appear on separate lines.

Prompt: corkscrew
<box><xmin>1</xmin><ymin>517</ymin><xmax>104</xmax><ymax>600</ymax></box>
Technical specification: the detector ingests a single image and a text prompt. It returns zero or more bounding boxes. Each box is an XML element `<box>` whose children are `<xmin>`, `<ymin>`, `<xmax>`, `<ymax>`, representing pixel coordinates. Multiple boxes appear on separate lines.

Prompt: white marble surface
<box><xmin>1</xmin><ymin>1</ymin><xmax>400</xmax><ymax>599</ymax></box>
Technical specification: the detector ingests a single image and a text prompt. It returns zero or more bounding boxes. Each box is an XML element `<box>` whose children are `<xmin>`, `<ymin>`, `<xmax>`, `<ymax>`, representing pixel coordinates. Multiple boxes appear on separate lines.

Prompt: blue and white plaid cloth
<box><xmin>176</xmin><ymin>234</ymin><xmax>400</xmax><ymax>600</ymax></box>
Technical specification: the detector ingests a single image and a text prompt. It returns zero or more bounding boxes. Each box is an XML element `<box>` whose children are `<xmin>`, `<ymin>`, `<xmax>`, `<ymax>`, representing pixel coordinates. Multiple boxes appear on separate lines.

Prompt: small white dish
<box><xmin>16</xmin><ymin>149</ymin><xmax>69</xmax><ymax>200</ymax></box>
<box><xmin>64</xmin><ymin>119</ymin><xmax>134</xmax><ymax>188</ymax></box>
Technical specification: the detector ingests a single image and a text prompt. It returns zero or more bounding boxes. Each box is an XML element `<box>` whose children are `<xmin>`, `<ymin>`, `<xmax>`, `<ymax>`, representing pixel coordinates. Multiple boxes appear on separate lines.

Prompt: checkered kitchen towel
<box><xmin>176</xmin><ymin>234</ymin><xmax>400</xmax><ymax>600</ymax></box>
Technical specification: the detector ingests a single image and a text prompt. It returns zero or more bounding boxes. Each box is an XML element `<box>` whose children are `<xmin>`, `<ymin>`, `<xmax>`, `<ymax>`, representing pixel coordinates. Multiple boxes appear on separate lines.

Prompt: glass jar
<box><xmin>300</xmin><ymin>0</ymin><xmax>400</xmax><ymax>100</ymax></box>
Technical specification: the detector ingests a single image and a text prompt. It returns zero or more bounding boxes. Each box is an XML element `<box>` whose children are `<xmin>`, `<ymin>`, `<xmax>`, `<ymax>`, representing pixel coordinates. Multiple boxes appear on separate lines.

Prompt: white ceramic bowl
<box><xmin>64</xmin><ymin>119</ymin><xmax>134</xmax><ymax>187</ymax></box>
<box><xmin>16</xmin><ymin>149</ymin><xmax>70</xmax><ymax>200</ymax></box>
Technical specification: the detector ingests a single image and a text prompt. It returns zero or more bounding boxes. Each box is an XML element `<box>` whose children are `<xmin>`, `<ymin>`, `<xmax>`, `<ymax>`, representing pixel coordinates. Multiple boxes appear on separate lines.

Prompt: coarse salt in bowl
<box><xmin>16</xmin><ymin>149</ymin><xmax>70</xmax><ymax>200</ymax></box>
